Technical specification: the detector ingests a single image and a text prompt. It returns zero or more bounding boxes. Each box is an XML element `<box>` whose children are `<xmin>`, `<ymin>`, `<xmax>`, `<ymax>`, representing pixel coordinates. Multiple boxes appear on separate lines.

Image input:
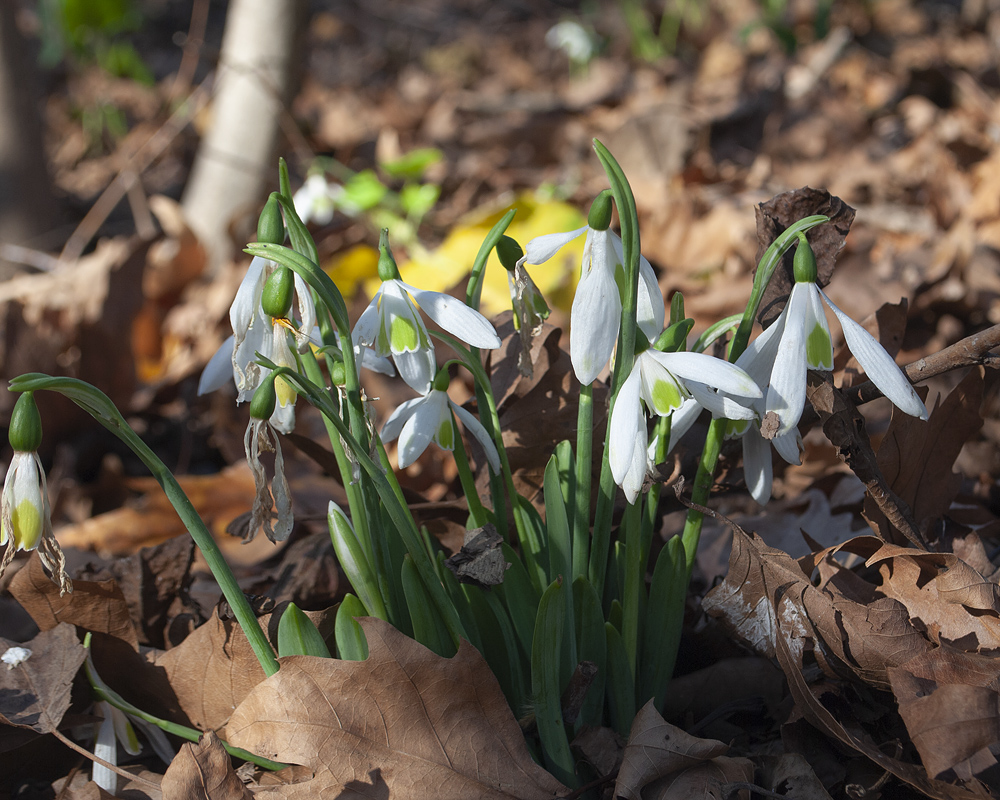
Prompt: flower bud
<box><xmin>9</xmin><ymin>392</ymin><xmax>42</xmax><ymax>453</ymax></box>
<box><xmin>792</xmin><ymin>233</ymin><xmax>818</xmax><ymax>284</ymax></box>
<box><xmin>432</xmin><ymin>367</ymin><xmax>451</xmax><ymax>393</ymax></box>
<box><xmin>257</xmin><ymin>193</ymin><xmax>285</xmax><ymax>245</ymax></box>
<box><xmin>250</xmin><ymin>375</ymin><xmax>278</xmax><ymax>421</ymax></box>
<box><xmin>261</xmin><ymin>265</ymin><xmax>294</xmax><ymax>318</ymax></box>
<box><xmin>587</xmin><ymin>189</ymin><xmax>613</xmax><ymax>231</ymax></box>
<box><xmin>496</xmin><ymin>236</ymin><xmax>524</xmax><ymax>272</ymax></box>
<box><xmin>376</xmin><ymin>228</ymin><xmax>401</xmax><ymax>281</ymax></box>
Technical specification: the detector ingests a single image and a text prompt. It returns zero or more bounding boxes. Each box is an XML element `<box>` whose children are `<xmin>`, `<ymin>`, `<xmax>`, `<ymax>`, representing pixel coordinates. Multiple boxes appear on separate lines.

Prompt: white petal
<box><xmin>198</xmin><ymin>336</ymin><xmax>236</xmax><ymax>395</ymax></box>
<box><xmin>451</xmin><ymin>402</ymin><xmax>502</xmax><ymax>474</ymax></box>
<box><xmin>570</xmin><ymin>259</ymin><xmax>621</xmax><ymax>384</ymax></box>
<box><xmin>621</xmin><ymin>435</ymin><xmax>646</xmax><ymax>505</ymax></box>
<box><xmin>666</xmin><ymin>398</ymin><xmax>703</xmax><ymax>452</ymax></box>
<box><xmin>766</xmin><ymin>283</ymin><xmax>810</xmax><ymax>434</ymax></box>
<box><xmin>293</xmin><ymin>273</ymin><xmax>317</xmax><ymax>340</ymax></box>
<box><xmin>396</xmin><ymin>395</ymin><xmax>441</xmax><ymax>468</ymax></box>
<box><xmin>111</xmin><ymin>705</ymin><xmax>141</xmax><ymax>756</ymax></box>
<box><xmin>352</xmin><ymin>293</ymin><xmax>382</xmax><ymax>351</ymax></box>
<box><xmin>637</xmin><ymin>351</ymin><xmax>688</xmax><ymax>415</ymax></box>
<box><xmin>523</xmin><ymin>227</ymin><xmax>587</xmax><ymax>264</ymax></box>
<box><xmin>736</xmin><ymin>311</ymin><xmax>786</xmax><ymax>388</ymax></box>
<box><xmin>609</xmin><ymin>365</ymin><xmax>643</xmax><ymax>485</ymax></box>
<box><xmin>269</xmin><ymin>399</ymin><xmax>296</xmax><ymax>434</ymax></box>
<box><xmin>742</xmin><ymin>428</ymin><xmax>773</xmax><ymax>505</ymax></box>
<box><xmin>360</xmin><ymin>346</ymin><xmax>396</xmax><ymax>376</ymax></box>
<box><xmin>610</xmin><ymin>234</ymin><xmax>664</xmax><ymax>340</ymax></box>
<box><xmin>230</xmin><ymin>257</ymin><xmax>267</xmax><ymax>345</ymax></box>
<box><xmin>646</xmin><ymin>350</ymin><xmax>762</xmax><ymax>400</ymax></box>
<box><xmin>772</xmin><ymin>428</ymin><xmax>803</xmax><ymax>465</ymax></box>
<box><xmin>687</xmin><ymin>381</ymin><xmax>757</xmax><ymax>420</ymax></box>
<box><xmin>401</xmin><ymin>282</ymin><xmax>501</xmax><ymax>349</ymax></box>
<box><xmin>393</xmin><ymin>347</ymin><xmax>435</xmax><ymax>394</ymax></box>
<box><xmin>821</xmin><ymin>290</ymin><xmax>929</xmax><ymax>420</ymax></box>
<box><xmin>381</xmin><ymin>397</ymin><xmax>423</xmax><ymax>443</ymax></box>
<box><xmin>93</xmin><ymin>703</ymin><xmax>118</xmax><ymax>794</ymax></box>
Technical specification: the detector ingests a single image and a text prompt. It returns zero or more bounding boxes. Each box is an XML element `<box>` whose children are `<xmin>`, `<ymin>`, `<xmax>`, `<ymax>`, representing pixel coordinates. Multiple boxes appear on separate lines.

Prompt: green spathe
<box><xmin>9</xmin><ymin>392</ymin><xmax>42</xmax><ymax>453</ymax></box>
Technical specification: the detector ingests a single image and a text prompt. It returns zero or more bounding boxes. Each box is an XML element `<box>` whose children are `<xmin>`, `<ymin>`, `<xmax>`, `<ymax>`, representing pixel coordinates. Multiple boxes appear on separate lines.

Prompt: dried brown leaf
<box><xmin>754</xmin><ymin>188</ymin><xmax>856</xmax><ymax>327</ymax></box>
<box><xmin>644</xmin><ymin>756</ymin><xmax>754</xmax><ymax>800</ymax></box>
<box><xmin>160</xmin><ymin>731</ymin><xmax>253</xmax><ymax>800</ymax></box>
<box><xmin>0</xmin><ymin>623</ymin><xmax>85</xmax><ymax>733</ymax></box>
<box><xmin>226</xmin><ymin>617</ymin><xmax>569</xmax><ymax>799</ymax></box>
<box><xmin>863</xmin><ymin>367</ymin><xmax>984</xmax><ymax>542</ymax></box>
<box><xmin>614</xmin><ymin>701</ymin><xmax>744</xmax><ymax>800</ymax></box>
<box><xmin>9</xmin><ymin>554</ymin><xmax>138</xmax><ymax>649</ymax></box>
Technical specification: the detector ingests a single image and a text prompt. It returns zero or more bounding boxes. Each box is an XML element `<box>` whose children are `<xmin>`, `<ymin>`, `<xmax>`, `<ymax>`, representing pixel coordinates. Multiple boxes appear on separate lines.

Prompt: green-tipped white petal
<box><xmin>524</xmin><ymin>226</ymin><xmax>587</xmax><ymax>264</ymax></box>
<box><xmin>379</xmin><ymin>281</ymin><xmax>429</xmax><ymax>355</ymax></box>
<box><xmin>450</xmin><ymin>401</ymin><xmax>501</xmax><ymax>474</ymax></box>
<box><xmin>821</xmin><ymin>289</ymin><xmax>928</xmax><ymax>420</ymax></box>
<box><xmin>3</xmin><ymin>453</ymin><xmax>44</xmax><ymax>551</ymax></box>
<box><xmin>767</xmin><ymin>283</ymin><xmax>810</xmax><ymax>434</ymax></box>
<box><xmin>647</xmin><ymin>350</ymin><xmax>762</xmax><ymax>401</ymax></box>
<box><xmin>636</xmin><ymin>351</ymin><xmax>687</xmax><ymax>416</ymax></box>
<box><xmin>401</xmin><ymin>281</ymin><xmax>501</xmax><ymax>349</ymax></box>
<box><xmin>803</xmin><ymin>283</ymin><xmax>833</xmax><ymax>369</ymax></box>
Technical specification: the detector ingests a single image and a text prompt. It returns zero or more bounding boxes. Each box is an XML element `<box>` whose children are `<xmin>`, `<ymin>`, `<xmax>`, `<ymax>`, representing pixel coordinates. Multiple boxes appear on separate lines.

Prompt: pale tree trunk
<box><xmin>0</xmin><ymin>2</ymin><xmax>58</xmax><ymax>276</ymax></box>
<box><xmin>182</xmin><ymin>0</ymin><xmax>299</xmax><ymax>271</ymax></box>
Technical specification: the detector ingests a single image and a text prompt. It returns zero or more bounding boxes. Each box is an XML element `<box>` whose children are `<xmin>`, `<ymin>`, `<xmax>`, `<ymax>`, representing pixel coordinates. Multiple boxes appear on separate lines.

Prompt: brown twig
<box><xmin>50</xmin><ymin>727</ymin><xmax>161</xmax><ymax>790</ymax></box>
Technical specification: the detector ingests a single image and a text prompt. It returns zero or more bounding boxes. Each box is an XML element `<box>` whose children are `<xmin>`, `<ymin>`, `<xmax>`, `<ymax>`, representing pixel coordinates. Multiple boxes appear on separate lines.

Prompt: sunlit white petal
<box><xmin>821</xmin><ymin>289</ymin><xmax>928</xmax><ymax>420</ymax></box>
<box><xmin>609</xmin><ymin>235</ymin><xmax>664</xmax><ymax>340</ymax></box>
<box><xmin>609</xmin><ymin>365</ymin><xmax>643</xmax><ymax>487</ymax></box>
<box><xmin>742</xmin><ymin>427</ymin><xmax>774</xmax><ymax>505</ymax></box>
<box><xmin>570</xmin><ymin>256</ymin><xmax>621</xmax><ymax>384</ymax></box>
<box><xmin>400</xmin><ymin>282</ymin><xmax>501</xmax><ymax>349</ymax></box>
<box><xmin>646</xmin><ymin>350</ymin><xmax>762</xmax><ymax>400</ymax></box>
<box><xmin>381</xmin><ymin>397</ymin><xmax>424</xmax><ymax>443</ymax></box>
<box><xmin>766</xmin><ymin>283</ymin><xmax>810</xmax><ymax>434</ymax></box>
<box><xmin>451</xmin><ymin>402</ymin><xmax>501</xmax><ymax>474</ymax></box>
<box><xmin>524</xmin><ymin>227</ymin><xmax>587</xmax><ymax>264</ymax></box>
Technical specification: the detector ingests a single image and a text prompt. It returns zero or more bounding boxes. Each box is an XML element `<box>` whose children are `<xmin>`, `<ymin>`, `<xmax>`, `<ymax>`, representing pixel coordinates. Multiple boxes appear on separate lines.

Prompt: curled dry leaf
<box><xmin>160</xmin><ymin>731</ymin><xmax>252</xmax><ymax>800</ymax></box>
<box><xmin>613</xmin><ymin>701</ymin><xmax>752</xmax><ymax>800</ymax></box>
<box><xmin>226</xmin><ymin>617</ymin><xmax>569</xmax><ymax>800</ymax></box>
<box><xmin>0</xmin><ymin>623</ymin><xmax>85</xmax><ymax>733</ymax></box>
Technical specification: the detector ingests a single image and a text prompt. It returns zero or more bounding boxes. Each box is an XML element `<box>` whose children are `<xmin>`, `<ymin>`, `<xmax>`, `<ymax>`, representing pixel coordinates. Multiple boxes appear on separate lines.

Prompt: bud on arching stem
<box><xmin>376</xmin><ymin>229</ymin><xmax>401</xmax><ymax>281</ymax></box>
<box><xmin>257</xmin><ymin>193</ymin><xmax>285</xmax><ymax>246</ymax></box>
<box><xmin>9</xmin><ymin>392</ymin><xmax>42</xmax><ymax>453</ymax></box>
<box><xmin>250</xmin><ymin>375</ymin><xmax>278</xmax><ymax>421</ymax></box>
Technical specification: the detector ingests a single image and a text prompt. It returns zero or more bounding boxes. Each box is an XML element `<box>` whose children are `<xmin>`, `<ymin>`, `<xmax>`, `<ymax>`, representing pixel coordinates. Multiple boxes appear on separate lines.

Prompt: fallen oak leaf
<box><xmin>614</xmin><ymin>701</ymin><xmax>752</xmax><ymax>800</ymax></box>
<box><xmin>226</xmin><ymin>617</ymin><xmax>569</xmax><ymax>799</ymax></box>
<box><xmin>160</xmin><ymin>731</ymin><xmax>252</xmax><ymax>800</ymax></box>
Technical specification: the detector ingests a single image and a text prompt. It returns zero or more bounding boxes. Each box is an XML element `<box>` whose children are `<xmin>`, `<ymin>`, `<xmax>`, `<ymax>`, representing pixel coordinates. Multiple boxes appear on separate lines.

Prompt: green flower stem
<box><xmin>620</xmin><ymin>498</ymin><xmax>643</xmax><ymax>676</ymax></box>
<box><xmin>572</xmin><ymin>382</ymin><xmax>593</xmax><ymax>581</ymax></box>
<box><xmin>678</xmin><ymin>214</ymin><xmax>832</xmax><ymax>571</ymax></box>
<box><xmin>84</xmin><ymin>639</ymin><xmax>286</xmax><ymax>771</ymax></box>
<box><xmin>451</xmin><ymin>412</ymin><xmax>489</xmax><ymax>527</ymax></box>
<box><xmin>588</xmin><ymin>140</ymin><xmax>641</xmax><ymax>602</ymax></box>
<box><xmin>263</xmin><ymin>366</ymin><xmax>468</xmax><ymax>649</ymax></box>
<box><xmin>8</xmin><ymin>375</ymin><xmax>279</xmax><ymax>677</ymax></box>
<box><xmin>464</xmin><ymin>209</ymin><xmax>517</xmax><ymax>540</ymax></box>
<box><xmin>639</xmin><ymin>413</ymin><xmax>672</xmax><ymax>567</ymax></box>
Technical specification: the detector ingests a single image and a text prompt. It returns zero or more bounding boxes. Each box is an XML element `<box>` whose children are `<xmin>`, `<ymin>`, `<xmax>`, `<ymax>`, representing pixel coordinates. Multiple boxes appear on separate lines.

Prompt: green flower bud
<box><xmin>261</xmin><ymin>265</ymin><xmax>294</xmax><ymax>318</ymax></box>
<box><xmin>792</xmin><ymin>233</ymin><xmax>818</xmax><ymax>285</ymax></box>
<box><xmin>588</xmin><ymin>189</ymin><xmax>613</xmax><ymax>231</ymax></box>
<box><xmin>432</xmin><ymin>367</ymin><xmax>450</xmax><ymax>393</ymax></box>
<box><xmin>377</xmin><ymin>229</ymin><xmax>401</xmax><ymax>281</ymax></box>
<box><xmin>257</xmin><ymin>193</ymin><xmax>285</xmax><ymax>245</ymax></box>
<box><xmin>496</xmin><ymin>236</ymin><xmax>524</xmax><ymax>272</ymax></box>
<box><xmin>250</xmin><ymin>375</ymin><xmax>278</xmax><ymax>421</ymax></box>
<box><xmin>9</xmin><ymin>392</ymin><xmax>42</xmax><ymax>453</ymax></box>
<box><xmin>329</xmin><ymin>360</ymin><xmax>346</xmax><ymax>386</ymax></box>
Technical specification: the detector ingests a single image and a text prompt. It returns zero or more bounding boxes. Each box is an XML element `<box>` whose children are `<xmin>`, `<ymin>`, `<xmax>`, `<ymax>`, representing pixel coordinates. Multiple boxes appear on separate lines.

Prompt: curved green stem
<box><xmin>9</xmin><ymin>374</ymin><xmax>279</xmax><ymax>677</ymax></box>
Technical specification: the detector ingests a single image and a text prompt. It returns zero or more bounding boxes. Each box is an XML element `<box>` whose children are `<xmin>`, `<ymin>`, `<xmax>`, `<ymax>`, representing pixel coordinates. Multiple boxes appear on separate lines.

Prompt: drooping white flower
<box><xmin>545</xmin><ymin>20</ymin><xmax>598</xmax><ymax>64</ymax></box>
<box><xmin>93</xmin><ymin>700</ymin><xmax>141</xmax><ymax>795</ymax></box>
<box><xmin>523</xmin><ymin>211</ymin><xmax>663</xmax><ymax>385</ymax></box>
<box><xmin>609</xmin><ymin>349</ymin><xmax>761</xmax><ymax>503</ymax></box>
<box><xmin>1</xmin><ymin>452</ymin><xmax>71</xmax><ymax>594</ymax></box>
<box><xmin>293</xmin><ymin>173</ymin><xmax>343</xmax><ymax>226</ymax></box>
<box><xmin>352</xmin><ymin>278</ymin><xmax>501</xmax><ymax>394</ymax></box>
<box><xmin>753</xmin><ymin>237</ymin><xmax>927</xmax><ymax>437</ymax></box>
<box><xmin>199</xmin><ymin>256</ymin><xmax>317</xmax><ymax>434</ymax></box>
<box><xmin>381</xmin><ymin>384</ymin><xmax>501</xmax><ymax>474</ymax></box>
